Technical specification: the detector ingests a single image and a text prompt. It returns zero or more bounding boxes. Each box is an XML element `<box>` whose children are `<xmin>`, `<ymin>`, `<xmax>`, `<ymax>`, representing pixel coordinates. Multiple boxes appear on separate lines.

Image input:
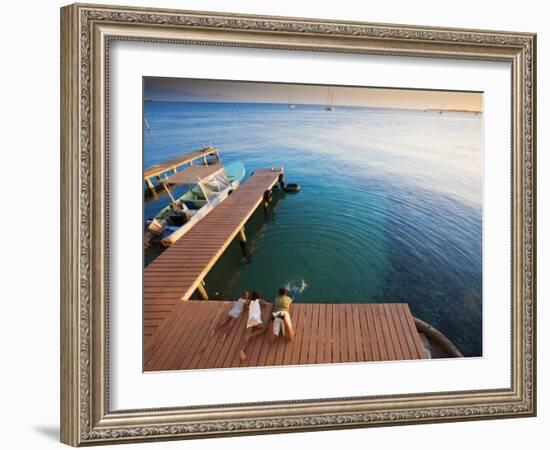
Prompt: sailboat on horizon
<box><xmin>288</xmin><ymin>92</ymin><xmax>296</xmax><ymax>109</ymax></box>
<box><xmin>325</xmin><ymin>87</ymin><xmax>335</xmax><ymax>111</ymax></box>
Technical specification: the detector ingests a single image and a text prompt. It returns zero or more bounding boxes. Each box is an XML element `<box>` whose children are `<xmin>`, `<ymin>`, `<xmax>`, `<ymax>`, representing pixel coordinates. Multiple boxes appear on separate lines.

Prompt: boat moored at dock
<box><xmin>146</xmin><ymin>161</ymin><xmax>245</xmax><ymax>247</ymax></box>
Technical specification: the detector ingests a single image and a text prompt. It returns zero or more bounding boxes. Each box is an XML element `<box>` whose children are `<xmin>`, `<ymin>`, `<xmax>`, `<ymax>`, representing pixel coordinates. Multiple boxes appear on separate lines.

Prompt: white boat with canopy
<box><xmin>146</xmin><ymin>161</ymin><xmax>245</xmax><ymax>247</ymax></box>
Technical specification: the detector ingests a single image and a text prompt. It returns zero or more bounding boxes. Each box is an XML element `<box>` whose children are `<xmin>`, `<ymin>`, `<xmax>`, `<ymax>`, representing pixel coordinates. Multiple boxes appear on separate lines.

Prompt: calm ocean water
<box><xmin>144</xmin><ymin>102</ymin><xmax>483</xmax><ymax>357</ymax></box>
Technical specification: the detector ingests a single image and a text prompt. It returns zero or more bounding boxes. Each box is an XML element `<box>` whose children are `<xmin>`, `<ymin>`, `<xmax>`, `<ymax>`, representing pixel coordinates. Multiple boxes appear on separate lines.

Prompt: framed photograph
<box><xmin>60</xmin><ymin>3</ymin><xmax>536</xmax><ymax>446</ymax></box>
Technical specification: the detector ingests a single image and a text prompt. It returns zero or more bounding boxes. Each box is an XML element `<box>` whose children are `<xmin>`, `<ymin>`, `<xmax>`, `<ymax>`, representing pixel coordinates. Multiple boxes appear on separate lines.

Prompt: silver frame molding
<box><xmin>60</xmin><ymin>3</ymin><xmax>536</xmax><ymax>446</ymax></box>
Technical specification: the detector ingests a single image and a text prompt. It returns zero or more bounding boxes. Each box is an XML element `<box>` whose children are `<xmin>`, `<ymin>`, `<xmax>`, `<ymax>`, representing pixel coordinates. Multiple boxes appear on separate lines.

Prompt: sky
<box><xmin>144</xmin><ymin>77</ymin><xmax>482</xmax><ymax>112</ymax></box>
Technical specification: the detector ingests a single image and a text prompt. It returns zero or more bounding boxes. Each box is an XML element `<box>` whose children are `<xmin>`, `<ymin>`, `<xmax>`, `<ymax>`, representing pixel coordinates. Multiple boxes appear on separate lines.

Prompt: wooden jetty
<box><xmin>144</xmin><ymin>301</ymin><xmax>427</xmax><ymax>371</ymax></box>
<box><xmin>144</xmin><ymin>168</ymin><xmax>284</xmax><ymax>337</ymax></box>
<box><xmin>144</xmin><ymin>146</ymin><xmax>220</xmax><ymax>194</ymax></box>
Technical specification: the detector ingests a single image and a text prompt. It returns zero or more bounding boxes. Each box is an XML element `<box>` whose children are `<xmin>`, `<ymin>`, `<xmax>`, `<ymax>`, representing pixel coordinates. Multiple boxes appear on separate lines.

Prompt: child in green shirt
<box><xmin>268</xmin><ymin>287</ymin><xmax>295</xmax><ymax>343</ymax></box>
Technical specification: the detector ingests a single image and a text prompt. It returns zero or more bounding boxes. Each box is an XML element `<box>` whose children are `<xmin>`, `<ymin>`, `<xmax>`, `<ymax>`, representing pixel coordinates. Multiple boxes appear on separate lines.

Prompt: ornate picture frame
<box><xmin>60</xmin><ymin>3</ymin><xmax>536</xmax><ymax>446</ymax></box>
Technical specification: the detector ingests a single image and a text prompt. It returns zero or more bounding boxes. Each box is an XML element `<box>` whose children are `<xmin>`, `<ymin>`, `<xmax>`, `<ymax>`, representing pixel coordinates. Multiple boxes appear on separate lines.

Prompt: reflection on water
<box><xmin>144</xmin><ymin>102</ymin><xmax>483</xmax><ymax>356</ymax></box>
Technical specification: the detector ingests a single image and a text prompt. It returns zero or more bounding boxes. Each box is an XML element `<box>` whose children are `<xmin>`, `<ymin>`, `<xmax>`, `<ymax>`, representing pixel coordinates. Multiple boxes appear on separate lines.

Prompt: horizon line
<box><xmin>143</xmin><ymin>99</ymin><xmax>482</xmax><ymax>113</ymax></box>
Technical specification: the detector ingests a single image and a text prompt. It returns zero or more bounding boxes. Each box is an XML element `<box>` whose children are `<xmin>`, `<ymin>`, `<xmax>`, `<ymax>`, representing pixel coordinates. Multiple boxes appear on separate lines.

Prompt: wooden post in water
<box><xmin>278</xmin><ymin>173</ymin><xmax>286</xmax><ymax>190</ymax></box>
<box><xmin>262</xmin><ymin>189</ymin><xmax>272</xmax><ymax>216</ymax></box>
<box><xmin>197</xmin><ymin>280</ymin><xmax>209</xmax><ymax>300</ymax></box>
<box><xmin>238</xmin><ymin>227</ymin><xmax>250</xmax><ymax>258</ymax></box>
<box><xmin>145</xmin><ymin>178</ymin><xmax>156</xmax><ymax>195</ymax></box>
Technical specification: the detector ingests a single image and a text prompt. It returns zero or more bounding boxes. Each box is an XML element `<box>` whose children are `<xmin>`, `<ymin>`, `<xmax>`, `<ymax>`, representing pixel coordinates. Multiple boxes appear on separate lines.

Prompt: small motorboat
<box><xmin>146</xmin><ymin>161</ymin><xmax>245</xmax><ymax>247</ymax></box>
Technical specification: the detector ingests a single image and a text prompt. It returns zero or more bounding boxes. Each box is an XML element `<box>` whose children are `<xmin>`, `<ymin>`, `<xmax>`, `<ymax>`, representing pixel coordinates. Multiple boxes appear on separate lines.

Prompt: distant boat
<box><xmin>144</xmin><ymin>99</ymin><xmax>153</xmax><ymax>103</ymax></box>
<box><xmin>325</xmin><ymin>87</ymin><xmax>335</xmax><ymax>111</ymax></box>
<box><xmin>288</xmin><ymin>93</ymin><xmax>296</xmax><ymax>109</ymax></box>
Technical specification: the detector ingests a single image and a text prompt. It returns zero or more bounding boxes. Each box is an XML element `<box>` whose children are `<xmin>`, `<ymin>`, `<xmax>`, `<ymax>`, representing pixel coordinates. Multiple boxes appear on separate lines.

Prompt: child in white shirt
<box><xmin>208</xmin><ymin>291</ymin><xmax>249</xmax><ymax>341</ymax></box>
<box><xmin>239</xmin><ymin>291</ymin><xmax>268</xmax><ymax>361</ymax></box>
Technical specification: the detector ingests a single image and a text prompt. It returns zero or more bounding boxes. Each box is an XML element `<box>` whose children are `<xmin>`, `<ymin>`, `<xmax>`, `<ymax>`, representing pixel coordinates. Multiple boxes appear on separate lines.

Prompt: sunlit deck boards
<box><xmin>144</xmin><ymin>168</ymin><xmax>283</xmax><ymax>338</ymax></box>
<box><xmin>144</xmin><ymin>302</ymin><xmax>427</xmax><ymax>371</ymax></box>
<box><xmin>144</xmin><ymin>146</ymin><xmax>219</xmax><ymax>194</ymax></box>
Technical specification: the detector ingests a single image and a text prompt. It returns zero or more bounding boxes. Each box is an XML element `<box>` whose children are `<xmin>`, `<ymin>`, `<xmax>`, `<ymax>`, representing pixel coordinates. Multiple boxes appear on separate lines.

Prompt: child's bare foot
<box><xmin>221</xmin><ymin>333</ymin><xmax>227</xmax><ymax>342</ymax></box>
<box><xmin>239</xmin><ymin>350</ymin><xmax>247</xmax><ymax>361</ymax></box>
<box><xmin>208</xmin><ymin>329</ymin><xmax>215</xmax><ymax>338</ymax></box>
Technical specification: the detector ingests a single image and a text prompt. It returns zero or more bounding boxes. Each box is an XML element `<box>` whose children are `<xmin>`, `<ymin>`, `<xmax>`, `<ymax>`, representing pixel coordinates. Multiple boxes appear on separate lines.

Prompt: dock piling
<box><xmin>145</xmin><ymin>178</ymin><xmax>156</xmax><ymax>195</ymax></box>
<box><xmin>197</xmin><ymin>280</ymin><xmax>209</xmax><ymax>300</ymax></box>
<box><xmin>262</xmin><ymin>189</ymin><xmax>273</xmax><ymax>215</ymax></box>
<box><xmin>238</xmin><ymin>227</ymin><xmax>250</xmax><ymax>258</ymax></box>
<box><xmin>278</xmin><ymin>173</ymin><xmax>286</xmax><ymax>190</ymax></box>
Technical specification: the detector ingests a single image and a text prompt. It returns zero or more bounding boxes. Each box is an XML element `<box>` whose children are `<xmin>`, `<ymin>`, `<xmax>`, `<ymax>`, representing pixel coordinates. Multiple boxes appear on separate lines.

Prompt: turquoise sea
<box><xmin>144</xmin><ymin>102</ymin><xmax>483</xmax><ymax>357</ymax></box>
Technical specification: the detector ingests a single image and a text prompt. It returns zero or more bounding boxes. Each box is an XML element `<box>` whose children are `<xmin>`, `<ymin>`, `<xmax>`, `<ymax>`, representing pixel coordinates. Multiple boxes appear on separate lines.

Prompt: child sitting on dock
<box><xmin>268</xmin><ymin>287</ymin><xmax>295</xmax><ymax>343</ymax></box>
<box><xmin>208</xmin><ymin>291</ymin><xmax>250</xmax><ymax>341</ymax></box>
<box><xmin>239</xmin><ymin>291</ymin><xmax>269</xmax><ymax>362</ymax></box>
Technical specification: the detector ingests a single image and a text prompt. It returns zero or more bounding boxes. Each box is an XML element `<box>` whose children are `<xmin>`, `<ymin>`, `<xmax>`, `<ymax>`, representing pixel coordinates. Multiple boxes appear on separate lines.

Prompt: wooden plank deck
<box><xmin>144</xmin><ymin>301</ymin><xmax>427</xmax><ymax>371</ymax></box>
<box><xmin>144</xmin><ymin>146</ymin><xmax>220</xmax><ymax>193</ymax></box>
<box><xmin>144</xmin><ymin>168</ymin><xmax>284</xmax><ymax>338</ymax></box>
